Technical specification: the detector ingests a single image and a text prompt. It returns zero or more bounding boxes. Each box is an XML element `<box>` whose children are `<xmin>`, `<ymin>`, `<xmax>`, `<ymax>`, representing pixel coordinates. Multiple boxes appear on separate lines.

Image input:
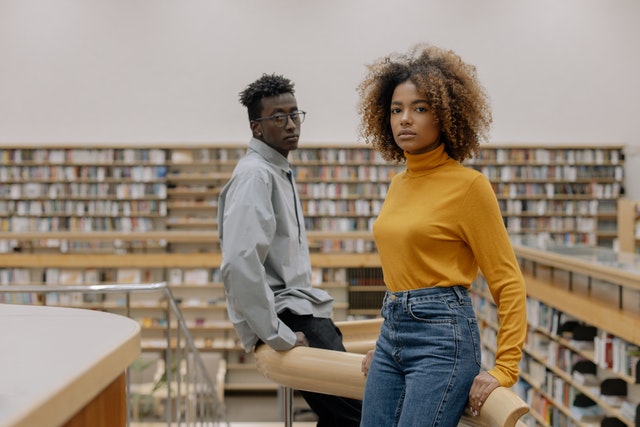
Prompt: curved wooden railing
<box><xmin>255</xmin><ymin>318</ymin><xmax>528</xmax><ymax>427</ymax></box>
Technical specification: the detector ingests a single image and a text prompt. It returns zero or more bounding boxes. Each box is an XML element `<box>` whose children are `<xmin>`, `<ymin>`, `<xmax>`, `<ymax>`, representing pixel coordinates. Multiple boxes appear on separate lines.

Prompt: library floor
<box><xmin>130</xmin><ymin>391</ymin><xmax>317</xmax><ymax>426</ymax></box>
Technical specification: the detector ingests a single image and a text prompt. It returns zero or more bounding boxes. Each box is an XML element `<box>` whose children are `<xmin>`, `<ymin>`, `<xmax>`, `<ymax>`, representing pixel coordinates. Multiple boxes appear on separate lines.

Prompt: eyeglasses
<box><xmin>253</xmin><ymin>111</ymin><xmax>306</xmax><ymax>128</ymax></box>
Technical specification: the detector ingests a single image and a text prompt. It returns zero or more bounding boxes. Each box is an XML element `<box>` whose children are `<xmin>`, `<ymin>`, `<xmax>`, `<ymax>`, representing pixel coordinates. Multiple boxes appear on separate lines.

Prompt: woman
<box><xmin>357</xmin><ymin>44</ymin><xmax>527</xmax><ymax>427</ymax></box>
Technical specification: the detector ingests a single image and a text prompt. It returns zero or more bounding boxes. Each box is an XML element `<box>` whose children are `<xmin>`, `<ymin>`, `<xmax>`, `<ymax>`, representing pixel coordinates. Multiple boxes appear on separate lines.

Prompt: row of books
<box><xmin>527</xmin><ymin>301</ymin><xmax>640</xmax><ymax>381</ymax></box>
<box><xmin>540</xmin><ymin>232</ymin><xmax>597</xmax><ymax>246</ymax></box>
<box><xmin>294</xmin><ymin>165</ymin><xmax>399</xmax><ymax>181</ymax></box>
<box><xmin>1</xmin><ymin>182</ymin><xmax>167</xmax><ymax>199</ymax></box>
<box><xmin>0</xmin><ymin>267</ymin><xmax>179</xmax><ymax>285</ymax></box>
<box><xmin>505</xmin><ymin>216</ymin><xmax>598</xmax><ymax>233</ymax></box>
<box><xmin>302</xmin><ymin>199</ymin><xmax>382</xmax><ymax>216</ymax></box>
<box><xmin>477</xmin><ymin>165</ymin><xmax>624</xmax><ymax>181</ymax></box>
<box><xmin>348</xmin><ymin>290</ymin><xmax>385</xmax><ymax>310</ymax></box>
<box><xmin>24</xmin><ymin>240</ymin><xmax>164</xmax><ymax>253</ymax></box>
<box><xmin>297</xmin><ymin>182</ymin><xmax>389</xmax><ymax>199</ymax></box>
<box><xmin>309</xmin><ymin>238</ymin><xmax>377</xmax><ymax>254</ymax></box>
<box><xmin>491</xmin><ymin>182</ymin><xmax>622</xmax><ymax>198</ymax></box>
<box><xmin>3</xmin><ymin>200</ymin><xmax>166</xmax><ymax>216</ymax></box>
<box><xmin>520</xmin><ymin>353</ymin><xmax>637</xmax><ymax>426</ymax></box>
<box><xmin>467</xmin><ymin>148</ymin><xmax>622</xmax><ymax>164</ymax></box>
<box><xmin>1</xmin><ymin>148</ymin><xmax>167</xmax><ymax>164</ymax></box>
<box><xmin>0</xmin><ymin>165</ymin><xmax>168</xmax><ymax>181</ymax></box>
<box><xmin>2</xmin><ymin>216</ymin><xmax>161</xmax><ymax>232</ymax></box>
<box><xmin>346</xmin><ymin>267</ymin><xmax>385</xmax><ymax>287</ymax></box>
<box><xmin>304</xmin><ymin>217</ymin><xmax>374</xmax><ymax>232</ymax></box>
<box><xmin>310</xmin><ymin>267</ymin><xmax>348</xmax><ymax>285</ymax></box>
<box><xmin>171</xmin><ymin>148</ymin><xmax>245</xmax><ymax>163</ymax></box>
<box><xmin>168</xmin><ymin>268</ymin><xmax>219</xmax><ymax>286</ymax></box>
<box><xmin>499</xmin><ymin>199</ymin><xmax>611</xmax><ymax>216</ymax></box>
<box><xmin>3</xmin><ymin>146</ymin><xmax>623</xmax><ymax>166</ymax></box>
<box><xmin>593</xmin><ymin>332</ymin><xmax>640</xmax><ymax>379</ymax></box>
<box><xmin>291</xmin><ymin>148</ymin><xmax>387</xmax><ymax>163</ymax></box>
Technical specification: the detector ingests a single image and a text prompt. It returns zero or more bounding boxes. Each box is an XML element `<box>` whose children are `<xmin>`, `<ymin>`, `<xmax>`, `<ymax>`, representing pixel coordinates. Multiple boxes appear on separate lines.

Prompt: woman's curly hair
<box><xmin>356</xmin><ymin>43</ymin><xmax>492</xmax><ymax>163</ymax></box>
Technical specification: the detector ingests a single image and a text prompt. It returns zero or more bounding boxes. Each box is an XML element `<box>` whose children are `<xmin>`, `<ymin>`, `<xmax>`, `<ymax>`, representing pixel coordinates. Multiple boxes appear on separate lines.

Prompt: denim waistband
<box><xmin>385</xmin><ymin>286</ymin><xmax>468</xmax><ymax>306</ymax></box>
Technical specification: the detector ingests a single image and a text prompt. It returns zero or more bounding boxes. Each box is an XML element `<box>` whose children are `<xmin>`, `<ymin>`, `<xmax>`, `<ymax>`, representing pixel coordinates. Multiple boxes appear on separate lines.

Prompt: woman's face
<box><xmin>389</xmin><ymin>80</ymin><xmax>441</xmax><ymax>155</ymax></box>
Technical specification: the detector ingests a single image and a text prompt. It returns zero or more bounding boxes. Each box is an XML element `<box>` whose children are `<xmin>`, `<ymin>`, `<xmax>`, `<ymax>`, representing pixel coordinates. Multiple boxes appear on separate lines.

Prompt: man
<box><xmin>217</xmin><ymin>73</ymin><xmax>362</xmax><ymax>426</ymax></box>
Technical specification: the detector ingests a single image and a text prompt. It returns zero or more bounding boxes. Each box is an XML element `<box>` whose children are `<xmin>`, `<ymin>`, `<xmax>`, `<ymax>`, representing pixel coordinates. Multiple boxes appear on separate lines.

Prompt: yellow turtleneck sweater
<box><xmin>372</xmin><ymin>143</ymin><xmax>527</xmax><ymax>387</ymax></box>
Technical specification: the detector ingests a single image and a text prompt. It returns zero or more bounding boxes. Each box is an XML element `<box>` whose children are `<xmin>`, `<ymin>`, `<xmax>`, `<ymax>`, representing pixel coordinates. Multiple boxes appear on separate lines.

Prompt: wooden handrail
<box><xmin>255</xmin><ymin>319</ymin><xmax>529</xmax><ymax>427</ymax></box>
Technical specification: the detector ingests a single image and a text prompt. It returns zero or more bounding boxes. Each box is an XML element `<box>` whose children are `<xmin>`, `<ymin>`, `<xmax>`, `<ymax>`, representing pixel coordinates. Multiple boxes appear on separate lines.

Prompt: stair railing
<box><xmin>0</xmin><ymin>282</ymin><xmax>229</xmax><ymax>427</ymax></box>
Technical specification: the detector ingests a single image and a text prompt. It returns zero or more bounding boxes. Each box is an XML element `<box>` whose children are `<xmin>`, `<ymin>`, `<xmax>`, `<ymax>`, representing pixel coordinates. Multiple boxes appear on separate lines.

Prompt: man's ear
<box><xmin>250</xmin><ymin>121</ymin><xmax>262</xmax><ymax>137</ymax></box>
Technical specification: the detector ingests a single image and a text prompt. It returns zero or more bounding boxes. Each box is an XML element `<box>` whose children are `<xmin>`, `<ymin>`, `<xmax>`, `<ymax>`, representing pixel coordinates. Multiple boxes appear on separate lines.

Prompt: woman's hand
<box><xmin>361</xmin><ymin>349</ymin><xmax>374</xmax><ymax>376</ymax></box>
<box><xmin>468</xmin><ymin>371</ymin><xmax>499</xmax><ymax>416</ymax></box>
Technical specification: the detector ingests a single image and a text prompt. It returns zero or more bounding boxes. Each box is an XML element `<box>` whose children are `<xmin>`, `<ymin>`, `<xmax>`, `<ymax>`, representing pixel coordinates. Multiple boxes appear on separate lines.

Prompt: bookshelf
<box><xmin>618</xmin><ymin>198</ymin><xmax>640</xmax><ymax>254</ymax></box>
<box><xmin>165</xmin><ymin>147</ymin><xmax>244</xmax><ymax>254</ymax></box>
<box><xmin>466</xmin><ymin>146</ymin><xmax>625</xmax><ymax>248</ymax></box>
<box><xmin>0</xmin><ymin>143</ymin><xmax>628</xmax><ymax>398</ymax></box>
<box><xmin>1</xmin><ymin>144</ymin><xmax>624</xmax><ymax>252</ymax></box>
<box><xmin>472</xmin><ymin>239</ymin><xmax>640</xmax><ymax>427</ymax></box>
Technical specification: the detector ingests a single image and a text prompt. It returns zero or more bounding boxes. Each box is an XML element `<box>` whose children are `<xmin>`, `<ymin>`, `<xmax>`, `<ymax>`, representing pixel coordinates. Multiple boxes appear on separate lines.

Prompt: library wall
<box><xmin>1</xmin><ymin>0</ymin><xmax>640</xmax><ymax>198</ymax></box>
<box><xmin>0</xmin><ymin>144</ymin><xmax>629</xmax><ymax>395</ymax></box>
<box><xmin>3</xmin><ymin>145</ymin><xmax>639</xmax><ymax>425</ymax></box>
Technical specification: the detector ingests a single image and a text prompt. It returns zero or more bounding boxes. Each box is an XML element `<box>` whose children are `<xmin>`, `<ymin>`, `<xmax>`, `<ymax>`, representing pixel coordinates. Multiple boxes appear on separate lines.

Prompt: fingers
<box><xmin>361</xmin><ymin>349</ymin><xmax>374</xmax><ymax>376</ymax></box>
<box><xmin>468</xmin><ymin>371</ymin><xmax>499</xmax><ymax>416</ymax></box>
<box><xmin>361</xmin><ymin>357</ymin><xmax>368</xmax><ymax>376</ymax></box>
<box><xmin>467</xmin><ymin>395</ymin><xmax>483</xmax><ymax>417</ymax></box>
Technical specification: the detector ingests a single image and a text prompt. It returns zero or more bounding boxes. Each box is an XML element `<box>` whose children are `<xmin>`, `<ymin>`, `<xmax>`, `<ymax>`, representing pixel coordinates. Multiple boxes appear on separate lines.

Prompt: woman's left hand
<box><xmin>361</xmin><ymin>349</ymin><xmax>374</xmax><ymax>376</ymax></box>
<box><xmin>468</xmin><ymin>371</ymin><xmax>499</xmax><ymax>416</ymax></box>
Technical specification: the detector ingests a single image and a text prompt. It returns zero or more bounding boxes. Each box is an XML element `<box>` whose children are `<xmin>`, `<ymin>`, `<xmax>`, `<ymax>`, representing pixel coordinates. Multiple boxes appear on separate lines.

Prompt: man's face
<box><xmin>251</xmin><ymin>93</ymin><xmax>301</xmax><ymax>158</ymax></box>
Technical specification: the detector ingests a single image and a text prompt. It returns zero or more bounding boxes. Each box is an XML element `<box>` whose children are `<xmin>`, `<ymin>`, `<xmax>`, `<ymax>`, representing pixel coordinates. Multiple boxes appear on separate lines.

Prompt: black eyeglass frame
<box><xmin>252</xmin><ymin>111</ymin><xmax>306</xmax><ymax>128</ymax></box>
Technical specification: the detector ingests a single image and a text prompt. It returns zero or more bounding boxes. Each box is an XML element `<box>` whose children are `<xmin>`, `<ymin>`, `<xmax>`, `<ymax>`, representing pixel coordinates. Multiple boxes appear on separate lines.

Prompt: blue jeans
<box><xmin>361</xmin><ymin>286</ymin><xmax>481</xmax><ymax>427</ymax></box>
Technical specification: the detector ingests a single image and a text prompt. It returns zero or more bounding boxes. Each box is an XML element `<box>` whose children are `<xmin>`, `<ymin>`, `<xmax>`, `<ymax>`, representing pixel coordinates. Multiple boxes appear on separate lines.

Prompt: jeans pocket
<box><xmin>407</xmin><ymin>299</ymin><xmax>453</xmax><ymax>323</ymax></box>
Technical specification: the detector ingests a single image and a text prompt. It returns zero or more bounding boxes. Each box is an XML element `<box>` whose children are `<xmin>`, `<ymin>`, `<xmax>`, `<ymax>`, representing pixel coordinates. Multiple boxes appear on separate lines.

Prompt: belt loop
<box><xmin>452</xmin><ymin>285</ymin><xmax>466</xmax><ymax>301</ymax></box>
<box><xmin>402</xmin><ymin>290</ymin><xmax>409</xmax><ymax>312</ymax></box>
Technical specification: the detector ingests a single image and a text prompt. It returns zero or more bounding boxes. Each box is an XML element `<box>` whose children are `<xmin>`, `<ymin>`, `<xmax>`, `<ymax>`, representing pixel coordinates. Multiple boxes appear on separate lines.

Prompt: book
<box><xmin>168</xmin><ymin>268</ymin><xmax>183</xmax><ymax>285</ymax></box>
<box><xmin>183</xmin><ymin>269</ymin><xmax>208</xmax><ymax>286</ymax></box>
<box><xmin>58</xmin><ymin>269</ymin><xmax>83</xmax><ymax>304</ymax></box>
<box><xmin>117</xmin><ymin>268</ymin><xmax>142</xmax><ymax>284</ymax></box>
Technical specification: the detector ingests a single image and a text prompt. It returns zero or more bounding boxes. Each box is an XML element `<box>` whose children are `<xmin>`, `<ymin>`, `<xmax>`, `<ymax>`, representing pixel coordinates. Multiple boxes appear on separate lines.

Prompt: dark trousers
<box><xmin>278</xmin><ymin>309</ymin><xmax>362</xmax><ymax>427</ymax></box>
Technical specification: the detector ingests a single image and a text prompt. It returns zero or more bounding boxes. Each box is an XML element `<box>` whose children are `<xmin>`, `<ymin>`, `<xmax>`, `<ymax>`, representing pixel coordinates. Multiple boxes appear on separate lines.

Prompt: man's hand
<box><xmin>294</xmin><ymin>331</ymin><xmax>309</xmax><ymax>347</ymax></box>
<box><xmin>361</xmin><ymin>349</ymin><xmax>374</xmax><ymax>376</ymax></box>
<box><xmin>468</xmin><ymin>371</ymin><xmax>499</xmax><ymax>416</ymax></box>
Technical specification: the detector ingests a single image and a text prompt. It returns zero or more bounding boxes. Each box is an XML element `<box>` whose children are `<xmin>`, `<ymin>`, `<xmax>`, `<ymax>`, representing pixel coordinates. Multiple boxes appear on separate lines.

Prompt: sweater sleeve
<box><xmin>459</xmin><ymin>175</ymin><xmax>527</xmax><ymax>387</ymax></box>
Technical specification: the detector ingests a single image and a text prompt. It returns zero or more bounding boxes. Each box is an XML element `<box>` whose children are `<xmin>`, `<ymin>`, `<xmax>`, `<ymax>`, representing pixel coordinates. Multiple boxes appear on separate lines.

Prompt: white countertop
<box><xmin>0</xmin><ymin>304</ymin><xmax>141</xmax><ymax>427</ymax></box>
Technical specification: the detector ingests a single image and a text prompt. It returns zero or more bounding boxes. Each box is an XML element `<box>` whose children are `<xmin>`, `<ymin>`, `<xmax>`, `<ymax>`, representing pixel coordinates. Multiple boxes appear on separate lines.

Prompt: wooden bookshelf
<box><xmin>618</xmin><ymin>198</ymin><xmax>640</xmax><ymax>254</ymax></box>
<box><xmin>472</xmin><ymin>240</ymin><xmax>640</xmax><ymax>427</ymax></box>
<box><xmin>0</xmin><ymin>143</ymin><xmax>629</xmax><ymax>400</ymax></box>
<box><xmin>465</xmin><ymin>145</ymin><xmax>625</xmax><ymax>248</ymax></box>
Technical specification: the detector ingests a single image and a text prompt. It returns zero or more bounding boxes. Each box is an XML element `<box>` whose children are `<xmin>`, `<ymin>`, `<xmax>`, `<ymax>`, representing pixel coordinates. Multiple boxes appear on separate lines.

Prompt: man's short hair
<box><xmin>239</xmin><ymin>74</ymin><xmax>295</xmax><ymax>121</ymax></box>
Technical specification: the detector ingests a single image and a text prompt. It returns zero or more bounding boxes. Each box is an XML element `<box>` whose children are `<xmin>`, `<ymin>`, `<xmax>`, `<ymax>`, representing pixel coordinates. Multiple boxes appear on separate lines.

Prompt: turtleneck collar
<box><xmin>404</xmin><ymin>143</ymin><xmax>451</xmax><ymax>176</ymax></box>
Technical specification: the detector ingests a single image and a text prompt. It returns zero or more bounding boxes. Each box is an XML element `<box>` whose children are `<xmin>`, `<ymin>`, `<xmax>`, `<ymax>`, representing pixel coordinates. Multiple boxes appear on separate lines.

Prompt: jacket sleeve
<box><xmin>219</xmin><ymin>171</ymin><xmax>298</xmax><ymax>351</ymax></box>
